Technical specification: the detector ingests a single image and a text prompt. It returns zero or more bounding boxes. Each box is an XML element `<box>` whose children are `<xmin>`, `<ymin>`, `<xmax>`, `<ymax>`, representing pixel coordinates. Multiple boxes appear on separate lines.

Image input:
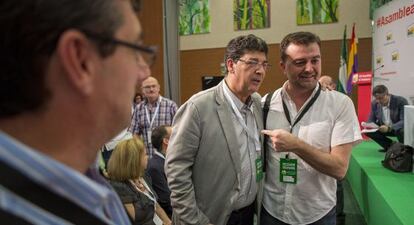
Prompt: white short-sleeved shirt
<box><xmin>262</xmin><ymin>83</ymin><xmax>362</xmax><ymax>225</ymax></box>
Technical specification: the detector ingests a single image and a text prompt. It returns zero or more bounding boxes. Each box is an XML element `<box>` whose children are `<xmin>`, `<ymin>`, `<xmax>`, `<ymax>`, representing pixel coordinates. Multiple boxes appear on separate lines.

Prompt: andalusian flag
<box><xmin>346</xmin><ymin>24</ymin><xmax>358</xmax><ymax>94</ymax></box>
<box><xmin>337</xmin><ymin>25</ymin><xmax>348</xmax><ymax>94</ymax></box>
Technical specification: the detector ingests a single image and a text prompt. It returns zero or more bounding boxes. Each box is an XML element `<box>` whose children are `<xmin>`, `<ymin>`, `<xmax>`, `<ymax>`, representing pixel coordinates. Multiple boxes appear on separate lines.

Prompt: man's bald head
<box><xmin>319</xmin><ymin>75</ymin><xmax>336</xmax><ymax>91</ymax></box>
<box><xmin>142</xmin><ymin>76</ymin><xmax>160</xmax><ymax>103</ymax></box>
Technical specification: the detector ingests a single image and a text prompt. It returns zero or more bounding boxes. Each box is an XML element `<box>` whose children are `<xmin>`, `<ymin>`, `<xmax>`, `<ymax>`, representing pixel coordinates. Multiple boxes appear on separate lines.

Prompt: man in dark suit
<box><xmin>366</xmin><ymin>85</ymin><xmax>409</xmax><ymax>152</ymax></box>
<box><xmin>147</xmin><ymin>125</ymin><xmax>172</xmax><ymax>218</ymax></box>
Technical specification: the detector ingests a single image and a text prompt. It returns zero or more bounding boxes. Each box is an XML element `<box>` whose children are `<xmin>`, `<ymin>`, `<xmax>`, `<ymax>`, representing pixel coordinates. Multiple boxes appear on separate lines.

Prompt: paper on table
<box><xmin>361</xmin><ymin>122</ymin><xmax>379</xmax><ymax>129</ymax></box>
<box><xmin>361</xmin><ymin>128</ymin><xmax>378</xmax><ymax>133</ymax></box>
<box><xmin>361</xmin><ymin>122</ymin><xmax>379</xmax><ymax>133</ymax></box>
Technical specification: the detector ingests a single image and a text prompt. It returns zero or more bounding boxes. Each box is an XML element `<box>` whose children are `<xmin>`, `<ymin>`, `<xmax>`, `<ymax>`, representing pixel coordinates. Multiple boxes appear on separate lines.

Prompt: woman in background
<box><xmin>134</xmin><ymin>92</ymin><xmax>143</xmax><ymax>107</ymax></box>
<box><xmin>107</xmin><ymin>137</ymin><xmax>171</xmax><ymax>225</ymax></box>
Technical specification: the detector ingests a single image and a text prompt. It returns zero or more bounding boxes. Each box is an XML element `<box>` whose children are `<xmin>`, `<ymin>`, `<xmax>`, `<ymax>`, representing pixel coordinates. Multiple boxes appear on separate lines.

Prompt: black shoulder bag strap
<box><xmin>262</xmin><ymin>91</ymin><xmax>275</xmax><ymax>172</ymax></box>
<box><xmin>0</xmin><ymin>161</ymin><xmax>109</xmax><ymax>225</ymax></box>
<box><xmin>263</xmin><ymin>84</ymin><xmax>322</xmax><ymax>167</ymax></box>
<box><xmin>282</xmin><ymin>84</ymin><xmax>322</xmax><ymax>133</ymax></box>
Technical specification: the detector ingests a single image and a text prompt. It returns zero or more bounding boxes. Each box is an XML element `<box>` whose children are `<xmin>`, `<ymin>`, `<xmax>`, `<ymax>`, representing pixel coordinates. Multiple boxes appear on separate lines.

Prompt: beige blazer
<box><xmin>165</xmin><ymin>81</ymin><xmax>264</xmax><ymax>225</ymax></box>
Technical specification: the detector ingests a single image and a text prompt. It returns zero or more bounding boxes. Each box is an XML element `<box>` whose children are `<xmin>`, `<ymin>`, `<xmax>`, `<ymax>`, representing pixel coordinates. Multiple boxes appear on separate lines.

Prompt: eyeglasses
<box><xmin>142</xmin><ymin>84</ymin><xmax>159</xmax><ymax>90</ymax></box>
<box><xmin>238</xmin><ymin>59</ymin><xmax>271</xmax><ymax>71</ymax></box>
<box><xmin>82</xmin><ymin>31</ymin><xmax>157</xmax><ymax>67</ymax></box>
<box><xmin>374</xmin><ymin>94</ymin><xmax>388</xmax><ymax>101</ymax></box>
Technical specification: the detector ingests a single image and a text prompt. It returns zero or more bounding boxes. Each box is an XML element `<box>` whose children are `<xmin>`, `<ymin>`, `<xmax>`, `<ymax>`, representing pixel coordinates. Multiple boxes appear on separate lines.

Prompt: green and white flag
<box><xmin>337</xmin><ymin>25</ymin><xmax>348</xmax><ymax>94</ymax></box>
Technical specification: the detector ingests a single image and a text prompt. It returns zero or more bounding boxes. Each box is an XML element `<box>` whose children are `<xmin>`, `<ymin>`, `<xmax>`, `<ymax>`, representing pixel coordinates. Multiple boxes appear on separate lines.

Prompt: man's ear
<box><xmin>226</xmin><ymin>58</ymin><xmax>235</xmax><ymax>74</ymax></box>
<box><xmin>56</xmin><ymin>30</ymin><xmax>98</xmax><ymax>95</ymax></box>
<box><xmin>162</xmin><ymin>137</ymin><xmax>169</xmax><ymax>146</ymax></box>
<box><xmin>279</xmin><ymin>60</ymin><xmax>286</xmax><ymax>73</ymax></box>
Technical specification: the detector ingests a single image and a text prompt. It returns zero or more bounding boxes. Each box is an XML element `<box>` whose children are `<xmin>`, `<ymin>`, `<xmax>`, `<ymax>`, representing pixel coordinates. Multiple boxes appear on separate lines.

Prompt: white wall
<box><xmin>180</xmin><ymin>0</ymin><xmax>372</xmax><ymax>50</ymax></box>
<box><xmin>372</xmin><ymin>0</ymin><xmax>414</xmax><ymax>104</ymax></box>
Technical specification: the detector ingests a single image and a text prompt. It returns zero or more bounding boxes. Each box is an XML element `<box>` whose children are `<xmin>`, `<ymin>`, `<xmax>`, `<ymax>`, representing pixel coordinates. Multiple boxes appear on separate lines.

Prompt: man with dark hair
<box><xmin>0</xmin><ymin>0</ymin><xmax>154</xmax><ymax>224</ymax></box>
<box><xmin>166</xmin><ymin>34</ymin><xmax>268</xmax><ymax>225</ymax></box>
<box><xmin>147</xmin><ymin>125</ymin><xmax>173</xmax><ymax>218</ymax></box>
<box><xmin>151</xmin><ymin>125</ymin><xmax>171</xmax><ymax>151</ymax></box>
<box><xmin>366</xmin><ymin>84</ymin><xmax>408</xmax><ymax>152</ymax></box>
<box><xmin>261</xmin><ymin>32</ymin><xmax>361</xmax><ymax>225</ymax></box>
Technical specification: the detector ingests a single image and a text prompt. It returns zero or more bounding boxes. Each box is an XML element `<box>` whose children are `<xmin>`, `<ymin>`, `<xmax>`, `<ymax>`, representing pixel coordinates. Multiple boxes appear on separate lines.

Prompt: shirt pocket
<box><xmin>298</xmin><ymin>121</ymin><xmax>332</xmax><ymax>150</ymax></box>
<box><xmin>297</xmin><ymin>121</ymin><xmax>332</xmax><ymax>173</ymax></box>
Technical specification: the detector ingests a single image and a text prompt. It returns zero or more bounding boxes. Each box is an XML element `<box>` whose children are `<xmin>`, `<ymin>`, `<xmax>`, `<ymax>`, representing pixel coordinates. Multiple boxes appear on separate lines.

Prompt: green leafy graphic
<box><xmin>233</xmin><ymin>0</ymin><xmax>270</xmax><ymax>30</ymax></box>
<box><xmin>297</xmin><ymin>0</ymin><xmax>339</xmax><ymax>25</ymax></box>
<box><xmin>179</xmin><ymin>0</ymin><xmax>211</xmax><ymax>36</ymax></box>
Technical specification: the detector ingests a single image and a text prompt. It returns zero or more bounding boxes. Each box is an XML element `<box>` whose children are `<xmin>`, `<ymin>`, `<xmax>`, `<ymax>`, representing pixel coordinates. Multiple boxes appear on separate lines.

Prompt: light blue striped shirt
<box><xmin>0</xmin><ymin>131</ymin><xmax>131</xmax><ymax>225</ymax></box>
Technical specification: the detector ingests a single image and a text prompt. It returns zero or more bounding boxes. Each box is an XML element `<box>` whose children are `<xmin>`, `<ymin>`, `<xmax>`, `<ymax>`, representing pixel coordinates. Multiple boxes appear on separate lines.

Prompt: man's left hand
<box><xmin>378</xmin><ymin>125</ymin><xmax>390</xmax><ymax>133</ymax></box>
<box><xmin>261</xmin><ymin>129</ymin><xmax>300</xmax><ymax>152</ymax></box>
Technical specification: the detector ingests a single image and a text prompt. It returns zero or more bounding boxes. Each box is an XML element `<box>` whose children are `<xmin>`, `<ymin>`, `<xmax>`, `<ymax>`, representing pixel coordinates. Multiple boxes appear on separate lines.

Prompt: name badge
<box><xmin>255</xmin><ymin>157</ymin><xmax>263</xmax><ymax>182</ymax></box>
<box><xmin>147</xmin><ymin>131</ymin><xmax>152</xmax><ymax>144</ymax></box>
<box><xmin>279</xmin><ymin>157</ymin><xmax>297</xmax><ymax>184</ymax></box>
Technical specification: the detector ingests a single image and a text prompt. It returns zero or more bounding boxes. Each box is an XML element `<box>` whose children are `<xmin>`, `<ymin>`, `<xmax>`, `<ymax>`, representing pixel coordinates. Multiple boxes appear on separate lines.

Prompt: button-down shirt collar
<box><xmin>222</xmin><ymin>81</ymin><xmax>258</xmax><ymax>210</ymax></box>
<box><xmin>281</xmin><ymin>81</ymin><xmax>320</xmax><ymax>119</ymax></box>
<box><xmin>223</xmin><ymin>81</ymin><xmax>253</xmax><ymax>113</ymax></box>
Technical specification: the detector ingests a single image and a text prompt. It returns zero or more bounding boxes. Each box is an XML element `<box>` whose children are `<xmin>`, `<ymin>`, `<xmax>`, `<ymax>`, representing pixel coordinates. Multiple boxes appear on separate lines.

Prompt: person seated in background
<box><xmin>366</xmin><ymin>85</ymin><xmax>408</xmax><ymax>152</ymax></box>
<box><xmin>147</xmin><ymin>125</ymin><xmax>173</xmax><ymax>218</ymax></box>
<box><xmin>107</xmin><ymin>137</ymin><xmax>171</xmax><ymax>225</ymax></box>
<box><xmin>319</xmin><ymin>75</ymin><xmax>337</xmax><ymax>91</ymax></box>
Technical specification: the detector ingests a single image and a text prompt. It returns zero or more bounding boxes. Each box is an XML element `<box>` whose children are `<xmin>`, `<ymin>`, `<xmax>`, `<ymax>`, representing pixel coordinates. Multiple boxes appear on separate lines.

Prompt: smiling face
<box><xmin>281</xmin><ymin>42</ymin><xmax>321</xmax><ymax>93</ymax></box>
<box><xmin>227</xmin><ymin>51</ymin><xmax>267</xmax><ymax>101</ymax></box>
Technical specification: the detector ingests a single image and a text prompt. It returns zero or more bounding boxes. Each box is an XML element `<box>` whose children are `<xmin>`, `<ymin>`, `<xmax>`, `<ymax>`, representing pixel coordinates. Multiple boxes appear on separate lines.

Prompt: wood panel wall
<box><xmin>179</xmin><ymin>38</ymin><xmax>372</xmax><ymax>105</ymax></box>
<box><xmin>137</xmin><ymin>0</ymin><xmax>164</xmax><ymax>94</ymax></box>
<box><xmin>136</xmin><ymin>1</ymin><xmax>372</xmax><ymax>105</ymax></box>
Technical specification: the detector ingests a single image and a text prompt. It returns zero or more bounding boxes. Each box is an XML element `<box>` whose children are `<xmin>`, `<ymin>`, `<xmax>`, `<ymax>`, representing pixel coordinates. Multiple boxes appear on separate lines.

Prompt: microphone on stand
<box><xmin>373</xmin><ymin>65</ymin><xmax>389</xmax><ymax>81</ymax></box>
<box><xmin>374</xmin><ymin>64</ymin><xmax>384</xmax><ymax>72</ymax></box>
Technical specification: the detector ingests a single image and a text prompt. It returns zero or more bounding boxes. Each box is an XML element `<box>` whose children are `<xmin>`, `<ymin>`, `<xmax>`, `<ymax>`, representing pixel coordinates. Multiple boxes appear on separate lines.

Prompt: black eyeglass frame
<box><xmin>81</xmin><ymin>30</ymin><xmax>157</xmax><ymax>64</ymax></box>
<box><xmin>237</xmin><ymin>58</ymin><xmax>272</xmax><ymax>70</ymax></box>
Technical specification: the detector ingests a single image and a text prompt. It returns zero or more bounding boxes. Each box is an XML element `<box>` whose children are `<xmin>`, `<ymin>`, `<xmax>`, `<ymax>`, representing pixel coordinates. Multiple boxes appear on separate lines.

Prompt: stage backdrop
<box><xmin>373</xmin><ymin>0</ymin><xmax>414</xmax><ymax>104</ymax></box>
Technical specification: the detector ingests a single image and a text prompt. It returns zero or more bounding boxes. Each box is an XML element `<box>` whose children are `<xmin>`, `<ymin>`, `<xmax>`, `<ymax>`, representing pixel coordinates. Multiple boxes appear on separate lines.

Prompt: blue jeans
<box><xmin>260</xmin><ymin>206</ymin><xmax>336</xmax><ymax>225</ymax></box>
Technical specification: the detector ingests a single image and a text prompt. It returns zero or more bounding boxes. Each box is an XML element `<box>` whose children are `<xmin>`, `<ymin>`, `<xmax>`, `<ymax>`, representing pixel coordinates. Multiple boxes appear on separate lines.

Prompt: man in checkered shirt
<box><xmin>129</xmin><ymin>76</ymin><xmax>177</xmax><ymax>156</ymax></box>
